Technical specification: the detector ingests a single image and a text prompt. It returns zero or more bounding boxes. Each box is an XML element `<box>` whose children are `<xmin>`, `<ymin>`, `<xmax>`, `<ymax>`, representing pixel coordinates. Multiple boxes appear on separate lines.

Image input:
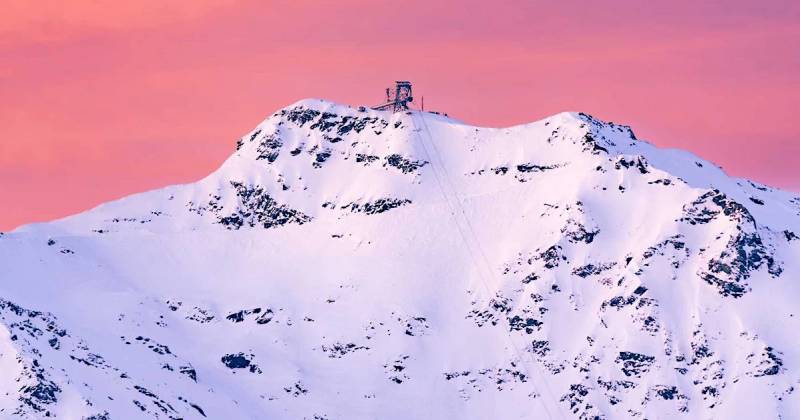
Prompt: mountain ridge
<box><xmin>1</xmin><ymin>98</ymin><xmax>799</xmax><ymax>419</ymax></box>
<box><xmin>12</xmin><ymin>98</ymin><xmax>794</xmax><ymax>236</ymax></box>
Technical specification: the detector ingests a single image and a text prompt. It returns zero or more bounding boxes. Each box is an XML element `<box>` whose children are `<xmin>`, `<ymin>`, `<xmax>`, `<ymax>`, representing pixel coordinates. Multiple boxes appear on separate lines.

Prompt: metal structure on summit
<box><xmin>372</xmin><ymin>81</ymin><xmax>413</xmax><ymax>112</ymax></box>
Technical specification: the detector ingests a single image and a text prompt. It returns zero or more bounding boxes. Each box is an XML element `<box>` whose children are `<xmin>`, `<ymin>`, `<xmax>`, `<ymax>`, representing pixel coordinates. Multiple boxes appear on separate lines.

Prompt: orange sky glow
<box><xmin>1</xmin><ymin>0</ymin><xmax>799</xmax><ymax>230</ymax></box>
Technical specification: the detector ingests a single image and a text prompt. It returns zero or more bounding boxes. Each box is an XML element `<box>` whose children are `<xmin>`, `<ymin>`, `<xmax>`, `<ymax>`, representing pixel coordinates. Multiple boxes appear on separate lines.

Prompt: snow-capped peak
<box><xmin>1</xmin><ymin>99</ymin><xmax>799</xmax><ymax>419</ymax></box>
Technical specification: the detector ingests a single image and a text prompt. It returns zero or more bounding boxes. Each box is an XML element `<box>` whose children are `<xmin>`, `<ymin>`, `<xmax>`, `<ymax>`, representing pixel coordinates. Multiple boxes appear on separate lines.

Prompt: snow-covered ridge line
<box><xmin>11</xmin><ymin>98</ymin><xmax>798</xmax><ymax>237</ymax></box>
<box><xmin>1</xmin><ymin>98</ymin><xmax>799</xmax><ymax>419</ymax></box>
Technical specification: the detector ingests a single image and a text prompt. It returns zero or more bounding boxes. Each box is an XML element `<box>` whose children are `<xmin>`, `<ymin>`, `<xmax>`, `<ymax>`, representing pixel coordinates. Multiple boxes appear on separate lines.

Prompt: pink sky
<box><xmin>1</xmin><ymin>0</ymin><xmax>799</xmax><ymax>230</ymax></box>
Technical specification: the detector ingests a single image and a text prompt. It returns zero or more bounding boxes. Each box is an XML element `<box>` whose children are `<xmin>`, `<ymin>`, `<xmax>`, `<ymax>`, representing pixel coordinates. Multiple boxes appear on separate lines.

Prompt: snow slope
<box><xmin>2</xmin><ymin>99</ymin><xmax>800</xmax><ymax>419</ymax></box>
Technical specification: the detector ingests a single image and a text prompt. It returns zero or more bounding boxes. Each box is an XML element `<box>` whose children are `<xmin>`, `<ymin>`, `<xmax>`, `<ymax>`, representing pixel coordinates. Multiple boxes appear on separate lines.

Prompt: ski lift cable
<box><xmin>410</xmin><ymin>110</ymin><xmax>564</xmax><ymax>420</ymax></box>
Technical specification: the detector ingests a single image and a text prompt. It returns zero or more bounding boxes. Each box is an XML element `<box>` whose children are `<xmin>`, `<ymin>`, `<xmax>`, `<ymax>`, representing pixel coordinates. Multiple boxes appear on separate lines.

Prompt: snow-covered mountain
<box><xmin>2</xmin><ymin>99</ymin><xmax>799</xmax><ymax>419</ymax></box>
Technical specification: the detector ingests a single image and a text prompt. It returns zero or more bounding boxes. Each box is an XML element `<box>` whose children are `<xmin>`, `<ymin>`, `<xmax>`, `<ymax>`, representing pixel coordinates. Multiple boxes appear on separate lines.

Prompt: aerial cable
<box><xmin>409</xmin><ymin>109</ymin><xmax>565</xmax><ymax>420</ymax></box>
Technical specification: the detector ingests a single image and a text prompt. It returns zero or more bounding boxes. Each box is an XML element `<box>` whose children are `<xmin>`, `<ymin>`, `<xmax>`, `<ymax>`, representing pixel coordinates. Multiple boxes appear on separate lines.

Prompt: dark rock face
<box><xmin>747</xmin><ymin>346</ymin><xmax>783</xmax><ymax>377</ymax></box>
<box><xmin>467</xmin><ymin>289</ymin><xmax>547</xmax><ymax>339</ymax></box>
<box><xmin>341</xmin><ymin>198</ymin><xmax>412</xmax><ymax>215</ymax></box>
<box><xmin>530</xmin><ymin>340</ymin><xmax>550</xmax><ymax>357</ymax></box>
<box><xmin>540</xmin><ymin>245</ymin><xmax>566</xmax><ymax>269</ymax></box>
<box><xmin>355</xmin><ymin>153</ymin><xmax>380</xmax><ymax>165</ymax></box>
<box><xmin>221</xmin><ymin>353</ymin><xmax>262</xmax><ymax>373</ymax></box>
<box><xmin>384</xmin><ymin>355</ymin><xmax>410</xmax><ymax>384</ymax></box>
<box><xmin>179</xmin><ymin>365</ymin><xmax>197</xmax><ymax>382</ymax></box>
<box><xmin>582</xmin><ymin>133</ymin><xmax>608</xmax><ymax>155</ymax></box>
<box><xmin>284</xmin><ymin>108</ymin><xmax>321</xmax><ymax>126</ymax></box>
<box><xmin>443</xmin><ymin>363</ymin><xmax>529</xmax><ymax>396</ymax></box>
<box><xmin>17</xmin><ymin>363</ymin><xmax>61</xmax><ymax>415</ymax></box>
<box><xmin>654</xmin><ymin>385</ymin><xmax>680</xmax><ymax>400</ymax></box>
<box><xmin>237</xmin><ymin>105</ymin><xmax>399</xmax><ymax>173</ymax></box>
<box><xmin>255</xmin><ymin>309</ymin><xmax>275</xmax><ymax>324</ymax></box>
<box><xmin>280</xmin><ymin>106</ymin><xmax>389</xmax><ymax>137</ymax></box>
<box><xmin>400</xmin><ymin>316</ymin><xmax>429</xmax><ymax>336</ymax></box>
<box><xmin>283</xmin><ymin>381</ymin><xmax>309</xmax><ymax>397</ymax></box>
<box><xmin>2</xmin><ymin>296</ymin><xmax>261</xmax><ymax>417</ymax></box>
<box><xmin>680</xmin><ymin>190</ymin><xmax>782</xmax><ymax>297</ymax></box>
<box><xmin>681</xmin><ymin>189</ymin><xmax>753</xmax><ymax>226</ymax></box>
<box><xmin>616</xmin><ymin>351</ymin><xmax>655</xmax><ymax>377</ymax></box>
<box><xmin>225</xmin><ymin>307</ymin><xmax>274</xmax><ymax>324</ymax></box>
<box><xmin>255</xmin><ymin>132</ymin><xmax>283</xmax><ymax>163</ymax></box>
<box><xmin>320</xmin><ymin>342</ymin><xmax>370</xmax><ymax>358</ymax></box>
<box><xmin>0</xmin><ymin>299</ymin><xmax>96</xmax><ymax>417</ymax></box>
<box><xmin>188</xmin><ymin>181</ymin><xmax>311</xmax><ymax>230</ymax></box>
<box><xmin>384</xmin><ymin>154</ymin><xmax>428</xmax><ymax>174</ymax></box>
<box><xmin>226</xmin><ymin>307</ymin><xmax>263</xmax><ymax>323</ymax></box>
<box><xmin>132</xmin><ymin>335</ymin><xmax>172</xmax><ymax>355</ymax></box>
<box><xmin>508</xmin><ymin>315</ymin><xmax>542</xmax><ymax>334</ymax></box>
<box><xmin>309</xmin><ymin>112</ymin><xmax>341</xmax><ymax>132</ymax></box>
<box><xmin>313</xmin><ymin>149</ymin><xmax>332</xmax><ymax>168</ymax></box>
<box><xmin>491</xmin><ymin>166</ymin><xmax>509</xmax><ymax>175</ymax></box>
<box><xmin>516</xmin><ymin>163</ymin><xmax>560</xmax><ymax>173</ymax></box>
<box><xmin>649</xmin><ymin>385</ymin><xmax>689</xmax><ymax>413</ymax></box>
<box><xmin>560</xmin><ymin>383</ymin><xmax>599</xmax><ymax>418</ymax></box>
<box><xmin>561</xmin><ymin>204</ymin><xmax>600</xmax><ymax>244</ymax></box>
<box><xmin>638</xmin><ymin>235</ymin><xmax>689</xmax><ymax>273</ymax></box>
<box><xmin>467</xmin><ymin>293</ymin><xmax>512</xmax><ymax>328</ymax></box>
<box><xmin>572</xmin><ymin>262</ymin><xmax>616</xmax><ymax>278</ymax></box>
<box><xmin>221</xmin><ymin>353</ymin><xmax>250</xmax><ymax>368</ymax></box>
<box><xmin>470</xmin><ymin>163</ymin><xmax>563</xmax><ymax>179</ymax></box>
<box><xmin>701</xmin><ymin>231</ymin><xmax>781</xmax><ymax>297</ymax></box>
<box><xmin>615</xmin><ymin>156</ymin><xmax>649</xmax><ymax>174</ymax></box>
<box><xmin>335</xmin><ymin>115</ymin><xmax>387</xmax><ymax>136</ymax></box>
<box><xmin>237</xmin><ymin>128</ymin><xmax>263</xmax><ymax>152</ymax></box>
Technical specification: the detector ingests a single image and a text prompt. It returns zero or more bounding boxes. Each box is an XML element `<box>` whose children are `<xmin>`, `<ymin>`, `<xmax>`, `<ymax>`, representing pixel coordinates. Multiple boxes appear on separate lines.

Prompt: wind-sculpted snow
<box><xmin>2</xmin><ymin>98</ymin><xmax>800</xmax><ymax>419</ymax></box>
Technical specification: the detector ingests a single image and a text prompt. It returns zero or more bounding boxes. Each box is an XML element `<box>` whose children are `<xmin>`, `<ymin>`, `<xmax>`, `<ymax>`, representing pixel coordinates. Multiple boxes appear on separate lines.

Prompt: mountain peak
<box><xmin>17</xmin><ymin>99</ymin><xmax>797</xmax><ymax>237</ymax></box>
<box><xmin>2</xmin><ymin>98</ymin><xmax>800</xmax><ymax>419</ymax></box>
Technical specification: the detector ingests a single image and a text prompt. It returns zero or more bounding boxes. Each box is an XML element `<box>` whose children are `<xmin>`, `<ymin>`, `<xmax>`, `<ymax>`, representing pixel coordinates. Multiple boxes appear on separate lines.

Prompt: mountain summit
<box><xmin>2</xmin><ymin>99</ymin><xmax>799</xmax><ymax>419</ymax></box>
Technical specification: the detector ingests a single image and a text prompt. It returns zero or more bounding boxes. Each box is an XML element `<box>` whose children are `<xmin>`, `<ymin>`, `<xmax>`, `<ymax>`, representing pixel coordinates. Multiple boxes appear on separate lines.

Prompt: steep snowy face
<box><xmin>2</xmin><ymin>99</ymin><xmax>800</xmax><ymax>420</ymax></box>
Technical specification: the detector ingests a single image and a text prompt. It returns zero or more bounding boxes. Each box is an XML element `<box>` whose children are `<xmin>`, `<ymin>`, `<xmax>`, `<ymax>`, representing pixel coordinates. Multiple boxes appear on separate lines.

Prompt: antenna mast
<box><xmin>372</xmin><ymin>81</ymin><xmax>413</xmax><ymax>112</ymax></box>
